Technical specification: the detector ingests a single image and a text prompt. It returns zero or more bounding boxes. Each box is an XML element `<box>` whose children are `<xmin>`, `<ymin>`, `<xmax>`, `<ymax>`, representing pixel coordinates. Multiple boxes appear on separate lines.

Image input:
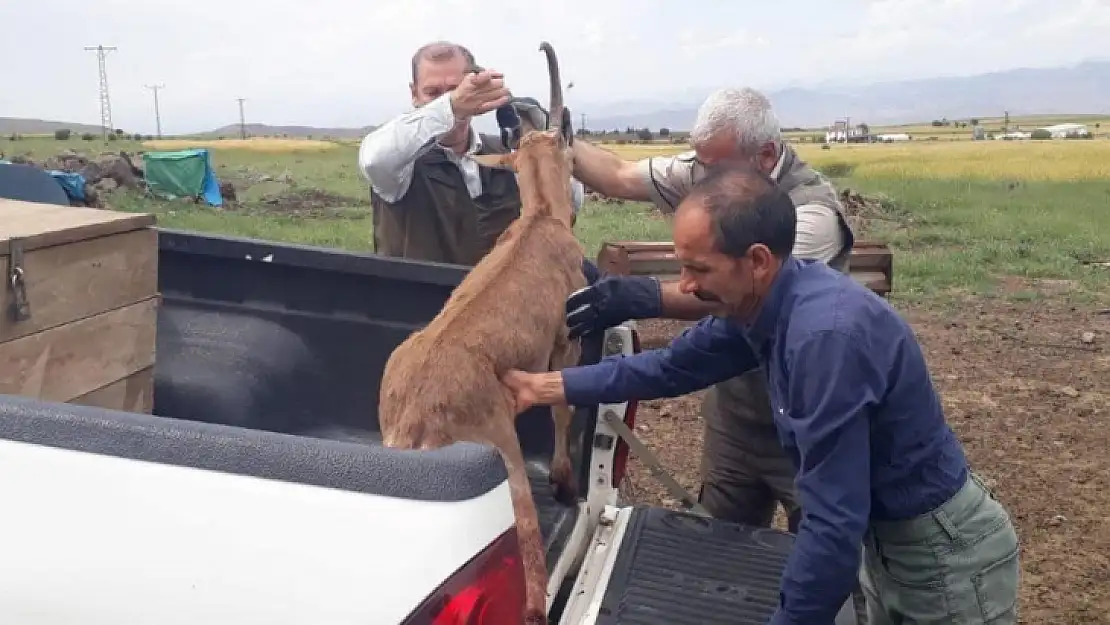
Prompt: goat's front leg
<box><xmin>548</xmin><ymin>334</ymin><xmax>582</xmax><ymax>505</ymax></box>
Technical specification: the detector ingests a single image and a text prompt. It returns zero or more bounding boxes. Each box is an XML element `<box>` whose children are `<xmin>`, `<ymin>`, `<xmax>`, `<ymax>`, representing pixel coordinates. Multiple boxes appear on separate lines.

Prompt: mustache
<box><xmin>693</xmin><ymin>289</ymin><xmax>721</xmax><ymax>302</ymax></box>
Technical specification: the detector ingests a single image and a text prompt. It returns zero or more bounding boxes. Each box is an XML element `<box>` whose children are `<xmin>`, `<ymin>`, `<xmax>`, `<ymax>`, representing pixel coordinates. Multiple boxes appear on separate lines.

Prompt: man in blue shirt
<box><xmin>502</xmin><ymin>166</ymin><xmax>1021</xmax><ymax>624</ymax></box>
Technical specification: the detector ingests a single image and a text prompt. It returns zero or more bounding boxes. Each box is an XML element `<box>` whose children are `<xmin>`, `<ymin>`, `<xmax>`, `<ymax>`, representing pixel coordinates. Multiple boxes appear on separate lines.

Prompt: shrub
<box><xmin>54</xmin><ymin>129</ymin><xmax>72</xmax><ymax>140</ymax></box>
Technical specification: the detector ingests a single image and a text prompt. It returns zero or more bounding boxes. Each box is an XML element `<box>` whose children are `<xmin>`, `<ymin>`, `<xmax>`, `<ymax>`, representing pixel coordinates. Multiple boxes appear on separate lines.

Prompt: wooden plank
<box><xmin>69</xmin><ymin>366</ymin><xmax>154</xmax><ymax>414</ymax></box>
<box><xmin>0</xmin><ymin>228</ymin><xmax>158</xmax><ymax>342</ymax></box>
<box><xmin>0</xmin><ymin>296</ymin><xmax>159</xmax><ymax>403</ymax></box>
<box><xmin>0</xmin><ymin>199</ymin><xmax>154</xmax><ymax>256</ymax></box>
<box><xmin>596</xmin><ymin>240</ymin><xmax>894</xmax><ymax>297</ymax></box>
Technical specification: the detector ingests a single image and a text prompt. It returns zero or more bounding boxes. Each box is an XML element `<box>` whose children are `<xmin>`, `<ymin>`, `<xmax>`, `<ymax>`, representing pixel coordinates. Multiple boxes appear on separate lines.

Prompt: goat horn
<box><xmin>539</xmin><ymin>42</ymin><xmax>563</xmax><ymax>133</ymax></box>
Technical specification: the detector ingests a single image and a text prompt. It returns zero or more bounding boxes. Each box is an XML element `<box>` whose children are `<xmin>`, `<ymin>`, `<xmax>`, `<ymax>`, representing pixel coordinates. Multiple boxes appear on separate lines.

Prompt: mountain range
<box><xmin>3</xmin><ymin>60</ymin><xmax>1108</xmax><ymax>136</ymax></box>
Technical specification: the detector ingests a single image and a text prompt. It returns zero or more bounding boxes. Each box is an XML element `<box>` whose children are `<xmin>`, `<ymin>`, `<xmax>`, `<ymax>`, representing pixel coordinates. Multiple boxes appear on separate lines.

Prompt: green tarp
<box><xmin>142</xmin><ymin>148</ymin><xmax>223</xmax><ymax>206</ymax></box>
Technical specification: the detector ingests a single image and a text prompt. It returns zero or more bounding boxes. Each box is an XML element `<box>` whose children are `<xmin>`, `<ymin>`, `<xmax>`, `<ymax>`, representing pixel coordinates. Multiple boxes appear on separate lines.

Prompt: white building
<box><xmin>876</xmin><ymin>133</ymin><xmax>910</xmax><ymax>142</ymax></box>
<box><xmin>1038</xmin><ymin>123</ymin><xmax>1090</xmax><ymax>138</ymax></box>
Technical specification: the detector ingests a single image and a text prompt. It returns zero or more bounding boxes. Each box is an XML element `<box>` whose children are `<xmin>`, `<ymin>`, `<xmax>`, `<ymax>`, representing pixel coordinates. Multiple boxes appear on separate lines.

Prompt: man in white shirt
<box><xmin>358</xmin><ymin>40</ymin><xmax>584</xmax><ymax>266</ymax></box>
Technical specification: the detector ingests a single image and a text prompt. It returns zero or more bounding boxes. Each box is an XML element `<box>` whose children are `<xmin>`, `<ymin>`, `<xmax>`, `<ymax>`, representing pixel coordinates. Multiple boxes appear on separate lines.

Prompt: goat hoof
<box><xmin>550</xmin><ymin>472</ymin><xmax>578</xmax><ymax>505</ymax></box>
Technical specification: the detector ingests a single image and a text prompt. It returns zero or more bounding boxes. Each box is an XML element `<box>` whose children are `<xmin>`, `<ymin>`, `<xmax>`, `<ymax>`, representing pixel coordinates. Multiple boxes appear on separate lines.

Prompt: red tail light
<box><xmin>611</xmin><ymin>327</ymin><xmax>642</xmax><ymax>488</ymax></box>
<box><xmin>402</xmin><ymin>528</ymin><xmax>527</xmax><ymax>625</ymax></box>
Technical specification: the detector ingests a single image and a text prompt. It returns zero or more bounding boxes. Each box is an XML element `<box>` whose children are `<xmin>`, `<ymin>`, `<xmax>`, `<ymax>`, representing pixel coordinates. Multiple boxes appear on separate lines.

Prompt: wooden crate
<box><xmin>1</xmin><ymin>199</ymin><xmax>159</xmax><ymax>413</ymax></box>
<box><xmin>596</xmin><ymin>240</ymin><xmax>894</xmax><ymax>297</ymax></box>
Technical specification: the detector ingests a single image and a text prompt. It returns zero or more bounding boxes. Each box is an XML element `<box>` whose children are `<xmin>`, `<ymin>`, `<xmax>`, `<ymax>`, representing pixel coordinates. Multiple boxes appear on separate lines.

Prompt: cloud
<box><xmin>0</xmin><ymin>0</ymin><xmax>1104</xmax><ymax>134</ymax></box>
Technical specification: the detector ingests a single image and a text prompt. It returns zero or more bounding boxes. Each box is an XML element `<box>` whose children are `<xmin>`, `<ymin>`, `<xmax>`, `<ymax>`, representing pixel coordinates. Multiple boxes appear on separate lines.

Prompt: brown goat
<box><xmin>378</xmin><ymin>42</ymin><xmax>583</xmax><ymax>625</ymax></box>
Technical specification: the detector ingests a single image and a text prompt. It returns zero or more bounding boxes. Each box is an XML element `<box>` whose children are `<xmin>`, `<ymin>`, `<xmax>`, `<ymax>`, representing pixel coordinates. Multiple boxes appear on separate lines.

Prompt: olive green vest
<box><xmin>371</xmin><ymin>134</ymin><xmax>523</xmax><ymax>267</ymax></box>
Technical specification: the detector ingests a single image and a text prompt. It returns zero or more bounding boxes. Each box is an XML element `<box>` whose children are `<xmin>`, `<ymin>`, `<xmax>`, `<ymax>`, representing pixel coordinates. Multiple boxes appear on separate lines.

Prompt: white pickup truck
<box><xmin>0</xmin><ymin>226</ymin><xmax>862</xmax><ymax>625</ymax></box>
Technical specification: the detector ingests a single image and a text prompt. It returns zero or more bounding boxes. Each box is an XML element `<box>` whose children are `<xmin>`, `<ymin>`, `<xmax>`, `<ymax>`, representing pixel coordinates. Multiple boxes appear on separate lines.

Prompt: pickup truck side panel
<box><xmin>0</xmin><ymin>394</ymin><xmax>513</xmax><ymax>625</ymax></box>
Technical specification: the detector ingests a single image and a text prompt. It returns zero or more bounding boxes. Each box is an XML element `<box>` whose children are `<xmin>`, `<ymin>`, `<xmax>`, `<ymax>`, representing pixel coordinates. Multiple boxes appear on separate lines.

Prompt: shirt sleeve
<box><xmin>571</xmin><ymin>177</ymin><xmax>585</xmax><ymax>215</ymax></box>
<box><xmin>769</xmin><ymin>329</ymin><xmax>880</xmax><ymax>625</ymax></box>
<box><xmin>792</xmin><ymin>203</ymin><xmax>846</xmax><ymax>264</ymax></box>
<box><xmin>633</xmin><ymin>151</ymin><xmax>701</xmax><ymax>214</ymax></box>
<box><xmin>357</xmin><ymin>92</ymin><xmax>457</xmax><ymax>203</ymax></box>
<box><xmin>561</xmin><ymin>316</ymin><xmax>758</xmax><ymax>406</ymax></box>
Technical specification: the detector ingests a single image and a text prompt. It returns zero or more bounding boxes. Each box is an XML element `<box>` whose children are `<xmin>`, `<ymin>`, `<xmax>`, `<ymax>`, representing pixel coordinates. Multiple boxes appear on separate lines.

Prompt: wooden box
<box><xmin>1</xmin><ymin>199</ymin><xmax>159</xmax><ymax>413</ymax></box>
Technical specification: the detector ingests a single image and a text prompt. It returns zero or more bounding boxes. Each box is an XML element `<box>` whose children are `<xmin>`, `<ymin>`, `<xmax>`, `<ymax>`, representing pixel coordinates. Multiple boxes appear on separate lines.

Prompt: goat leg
<box><xmin>489</xmin><ymin>398</ymin><xmax>551</xmax><ymax>625</ymax></box>
<box><xmin>547</xmin><ymin>335</ymin><xmax>583</xmax><ymax>506</ymax></box>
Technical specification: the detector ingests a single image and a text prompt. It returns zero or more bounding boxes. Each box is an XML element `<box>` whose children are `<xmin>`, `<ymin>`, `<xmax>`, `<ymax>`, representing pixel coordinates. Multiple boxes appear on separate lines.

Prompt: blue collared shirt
<box><xmin>562</xmin><ymin>256</ymin><xmax>969</xmax><ymax>625</ymax></box>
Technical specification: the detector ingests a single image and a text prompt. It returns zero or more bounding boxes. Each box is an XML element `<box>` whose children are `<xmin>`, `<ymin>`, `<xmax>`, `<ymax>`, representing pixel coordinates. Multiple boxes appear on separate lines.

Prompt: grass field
<box><xmin>9</xmin><ymin>133</ymin><xmax>1106</xmax><ymax>304</ymax></box>
<box><xmin>4</xmin><ymin>129</ymin><xmax>1110</xmax><ymax>622</ymax></box>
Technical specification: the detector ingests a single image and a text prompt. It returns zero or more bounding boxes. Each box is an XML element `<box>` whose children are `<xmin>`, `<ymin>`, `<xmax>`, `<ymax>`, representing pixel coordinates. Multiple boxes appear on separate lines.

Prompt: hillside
<box><xmin>583</xmin><ymin>60</ymin><xmax>1110</xmax><ymax>132</ymax></box>
<box><xmin>199</xmin><ymin>123</ymin><xmax>375</xmax><ymax>139</ymax></box>
<box><xmin>0</xmin><ymin>118</ymin><xmax>109</xmax><ymax>136</ymax></box>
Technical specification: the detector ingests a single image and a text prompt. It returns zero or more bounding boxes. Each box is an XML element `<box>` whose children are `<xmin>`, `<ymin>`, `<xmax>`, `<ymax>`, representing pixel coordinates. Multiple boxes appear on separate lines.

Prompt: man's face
<box><xmin>693</xmin><ymin>132</ymin><xmax>780</xmax><ymax>174</ymax></box>
<box><xmin>410</xmin><ymin>54</ymin><xmax>470</xmax><ymax>146</ymax></box>
<box><xmin>673</xmin><ymin>202</ymin><xmax>747</xmax><ymax>316</ymax></box>
<box><xmin>673</xmin><ymin>199</ymin><xmax>779</xmax><ymax>321</ymax></box>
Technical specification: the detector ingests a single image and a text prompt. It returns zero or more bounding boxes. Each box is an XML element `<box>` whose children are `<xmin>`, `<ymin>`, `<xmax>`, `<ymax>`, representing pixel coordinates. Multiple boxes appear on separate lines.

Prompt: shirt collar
<box><xmin>769</xmin><ymin>144</ymin><xmax>787</xmax><ymax>180</ymax></box>
<box><xmin>746</xmin><ymin>256</ymin><xmax>800</xmax><ymax>349</ymax></box>
<box><xmin>436</xmin><ymin>125</ymin><xmax>483</xmax><ymax>157</ymax></box>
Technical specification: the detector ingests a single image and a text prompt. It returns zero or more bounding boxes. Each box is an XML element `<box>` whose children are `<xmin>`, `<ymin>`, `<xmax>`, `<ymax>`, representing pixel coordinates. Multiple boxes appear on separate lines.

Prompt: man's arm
<box><xmin>560</xmin><ymin>316</ymin><xmax>758</xmax><ymax>406</ymax></box>
<box><xmin>793</xmin><ymin>203</ymin><xmax>847</xmax><ymax>264</ymax></box>
<box><xmin>769</xmin><ymin>330</ymin><xmax>880</xmax><ymax>625</ymax></box>
<box><xmin>357</xmin><ymin>93</ymin><xmax>458</xmax><ymax>203</ymax></box>
<box><xmin>571</xmin><ymin>140</ymin><xmax>652</xmax><ymax>202</ymax></box>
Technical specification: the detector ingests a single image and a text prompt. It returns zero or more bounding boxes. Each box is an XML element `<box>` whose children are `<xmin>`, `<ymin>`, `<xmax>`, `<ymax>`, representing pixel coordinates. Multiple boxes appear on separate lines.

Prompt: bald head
<box><xmin>410</xmin><ymin>41</ymin><xmax>476</xmax><ymax>83</ymax></box>
<box><xmin>681</xmin><ymin>165</ymin><xmax>797</xmax><ymax>259</ymax></box>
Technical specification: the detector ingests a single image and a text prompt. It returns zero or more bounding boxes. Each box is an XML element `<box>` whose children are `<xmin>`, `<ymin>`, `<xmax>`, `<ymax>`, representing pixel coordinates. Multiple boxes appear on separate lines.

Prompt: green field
<box><xmin>4</xmin><ymin>132</ymin><xmax>1109</xmax><ymax>306</ymax></box>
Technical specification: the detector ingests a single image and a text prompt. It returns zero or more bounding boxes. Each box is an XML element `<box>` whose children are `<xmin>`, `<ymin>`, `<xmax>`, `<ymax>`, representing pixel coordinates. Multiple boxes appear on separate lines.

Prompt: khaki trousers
<box><xmin>861</xmin><ymin>473</ymin><xmax>1021</xmax><ymax>624</ymax></box>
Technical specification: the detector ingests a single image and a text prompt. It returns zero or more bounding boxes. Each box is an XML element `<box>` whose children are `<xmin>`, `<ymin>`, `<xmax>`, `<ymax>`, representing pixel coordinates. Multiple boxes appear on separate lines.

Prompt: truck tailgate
<box><xmin>561</xmin><ymin>505</ymin><xmax>860</xmax><ymax>625</ymax></box>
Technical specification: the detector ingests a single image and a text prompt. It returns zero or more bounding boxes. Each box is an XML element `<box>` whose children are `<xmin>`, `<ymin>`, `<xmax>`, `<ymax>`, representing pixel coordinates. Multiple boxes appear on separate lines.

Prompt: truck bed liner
<box><xmin>594</xmin><ymin>506</ymin><xmax>792</xmax><ymax>624</ymax></box>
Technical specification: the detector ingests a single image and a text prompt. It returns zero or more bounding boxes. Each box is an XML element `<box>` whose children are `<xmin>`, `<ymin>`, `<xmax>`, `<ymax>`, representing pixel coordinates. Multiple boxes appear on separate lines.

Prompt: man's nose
<box><xmin>677</xmin><ymin>273</ymin><xmax>698</xmax><ymax>295</ymax></box>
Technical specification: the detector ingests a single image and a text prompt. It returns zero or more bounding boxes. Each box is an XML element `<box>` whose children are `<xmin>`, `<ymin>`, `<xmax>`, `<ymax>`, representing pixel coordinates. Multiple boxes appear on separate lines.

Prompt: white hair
<box><xmin>689</xmin><ymin>87</ymin><xmax>782</xmax><ymax>154</ymax></box>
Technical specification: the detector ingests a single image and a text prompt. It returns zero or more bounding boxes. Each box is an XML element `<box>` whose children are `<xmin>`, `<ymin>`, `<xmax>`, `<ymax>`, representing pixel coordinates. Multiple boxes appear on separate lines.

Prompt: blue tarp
<box><xmin>47</xmin><ymin>170</ymin><xmax>87</xmax><ymax>202</ymax></box>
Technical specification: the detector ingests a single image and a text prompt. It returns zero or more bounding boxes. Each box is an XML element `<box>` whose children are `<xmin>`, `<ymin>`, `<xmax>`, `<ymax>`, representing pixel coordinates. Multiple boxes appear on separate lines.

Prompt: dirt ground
<box><xmin>621</xmin><ymin>298</ymin><xmax>1110</xmax><ymax>624</ymax></box>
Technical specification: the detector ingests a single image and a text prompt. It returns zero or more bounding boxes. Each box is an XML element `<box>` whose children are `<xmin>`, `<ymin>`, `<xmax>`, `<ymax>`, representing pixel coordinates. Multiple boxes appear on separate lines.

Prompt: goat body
<box><xmin>378</xmin><ymin>42</ymin><xmax>582</xmax><ymax>625</ymax></box>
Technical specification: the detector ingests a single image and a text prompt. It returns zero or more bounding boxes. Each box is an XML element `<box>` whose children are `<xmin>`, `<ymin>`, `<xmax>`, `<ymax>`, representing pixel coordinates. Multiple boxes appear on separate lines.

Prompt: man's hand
<box><xmin>501</xmin><ymin>370</ymin><xmax>566</xmax><ymax>413</ymax></box>
<box><xmin>565</xmin><ymin>276</ymin><xmax>663</xmax><ymax>339</ymax></box>
<box><xmin>450</xmin><ymin>70</ymin><xmax>511</xmax><ymax>119</ymax></box>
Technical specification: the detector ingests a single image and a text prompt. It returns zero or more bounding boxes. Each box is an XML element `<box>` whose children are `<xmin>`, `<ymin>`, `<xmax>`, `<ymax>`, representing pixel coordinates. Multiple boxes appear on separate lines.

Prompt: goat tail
<box><xmin>539</xmin><ymin>42</ymin><xmax>563</xmax><ymax>134</ymax></box>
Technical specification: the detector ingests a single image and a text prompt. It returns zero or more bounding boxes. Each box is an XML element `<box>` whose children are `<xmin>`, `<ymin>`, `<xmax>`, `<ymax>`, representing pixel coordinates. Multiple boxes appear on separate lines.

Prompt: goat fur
<box><xmin>378</xmin><ymin>41</ymin><xmax>583</xmax><ymax>625</ymax></box>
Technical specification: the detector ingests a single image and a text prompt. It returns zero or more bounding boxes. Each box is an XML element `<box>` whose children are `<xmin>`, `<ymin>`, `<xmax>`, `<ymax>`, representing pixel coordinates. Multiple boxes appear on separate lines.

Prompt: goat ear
<box><xmin>471</xmin><ymin>153</ymin><xmax>516</xmax><ymax>171</ymax></box>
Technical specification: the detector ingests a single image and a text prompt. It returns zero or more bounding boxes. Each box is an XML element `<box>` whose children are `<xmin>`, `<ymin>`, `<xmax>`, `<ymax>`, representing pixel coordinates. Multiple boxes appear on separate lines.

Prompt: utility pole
<box><xmin>84</xmin><ymin>45</ymin><xmax>118</xmax><ymax>140</ymax></box>
<box><xmin>145</xmin><ymin>84</ymin><xmax>165</xmax><ymax>138</ymax></box>
<box><xmin>236</xmin><ymin>98</ymin><xmax>247</xmax><ymax>139</ymax></box>
<box><xmin>580</xmin><ymin>112</ymin><xmax>587</xmax><ymax>134</ymax></box>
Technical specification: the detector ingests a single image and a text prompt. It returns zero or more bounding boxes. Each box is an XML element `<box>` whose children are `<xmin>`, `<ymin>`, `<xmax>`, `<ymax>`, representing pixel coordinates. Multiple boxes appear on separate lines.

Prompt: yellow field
<box><xmin>605</xmin><ymin>140</ymin><xmax>1110</xmax><ymax>182</ymax></box>
<box><xmin>141</xmin><ymin>137</ymin><xmax>339</xmax><ymax>152</ymax></box>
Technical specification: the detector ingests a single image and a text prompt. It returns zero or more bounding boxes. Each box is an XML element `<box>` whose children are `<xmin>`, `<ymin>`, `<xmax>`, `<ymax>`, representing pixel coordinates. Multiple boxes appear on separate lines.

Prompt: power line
<box><xmin>84</xmin><ymin>45</ymin><xmax>118</xmax><ymax>140</ymax></box>
<box><xmin>236</xmin><ymin>98</ymin><xmax>247</xmax><ymax>139</ymax></box>
<box><xmin>145</xmin><ymin>84</ymin><xmax>165</xmax><ymax>138</ymax></box>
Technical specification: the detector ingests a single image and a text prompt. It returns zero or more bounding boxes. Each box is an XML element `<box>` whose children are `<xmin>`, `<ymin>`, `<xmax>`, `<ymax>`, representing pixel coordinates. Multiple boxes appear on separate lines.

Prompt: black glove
<box><xmin>582</xmin><ymin>258</ymin><xmax>601</xmax><ymax>285</ymax></box>
<box><xmin>565</xmin><ymin>275</ymin><xmax>662</xmax><ymax>340</ymax></box>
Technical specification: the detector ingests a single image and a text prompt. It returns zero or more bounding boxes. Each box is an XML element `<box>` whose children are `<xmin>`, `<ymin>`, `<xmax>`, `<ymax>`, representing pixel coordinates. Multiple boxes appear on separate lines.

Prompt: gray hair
<box><xmin>689</xmin><ymin>87</ymin><xmax>782</xmax><ymax>154</ymax></box>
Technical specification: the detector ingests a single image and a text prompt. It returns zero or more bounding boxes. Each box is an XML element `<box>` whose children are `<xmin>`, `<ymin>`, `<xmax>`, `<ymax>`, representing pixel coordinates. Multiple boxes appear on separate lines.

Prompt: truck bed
<box><xmin>153</xmin><ymin>229</ymin><xmax>600</xmax><ymax>565</ymax></box>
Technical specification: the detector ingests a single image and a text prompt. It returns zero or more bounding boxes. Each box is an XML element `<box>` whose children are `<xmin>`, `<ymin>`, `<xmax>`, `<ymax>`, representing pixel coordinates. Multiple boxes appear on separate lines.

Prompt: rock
<box><xmin>93</xmin><ymin>178</ymin><xmax>118</xmax><ymax>193</ymax></box>
<box><xmin>1080</xmin><ymin>331</ymin><xmax>1095</xmax><ymax>344</ymax></box>
<box><xmin>93</xmin><ymin>154</ymin><xmax>139</xmax><ymax>189</ymax></box>
<box><xmin>219</xmin><ymin>181</ymin><xmax>237</xmax><ymax>202</ymax></box>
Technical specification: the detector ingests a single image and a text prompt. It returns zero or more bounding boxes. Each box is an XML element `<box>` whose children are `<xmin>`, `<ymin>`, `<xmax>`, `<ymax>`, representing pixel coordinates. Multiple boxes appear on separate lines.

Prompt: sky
<box><xmin>2</xmin><ymin>0</ymin><xmax>1108</xmax><ymax>135</ymax></box>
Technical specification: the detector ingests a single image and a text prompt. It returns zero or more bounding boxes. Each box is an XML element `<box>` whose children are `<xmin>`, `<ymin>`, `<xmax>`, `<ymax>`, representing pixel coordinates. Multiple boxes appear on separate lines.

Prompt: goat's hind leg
<box><xmin>548</xmin><ymin>335</ymin><xmax>582</xmax><ymax>505</ymax></box>
<box><xmin>487</xmin><ymin>396</ymin><xmax>551</xmax><ymax>625</ymax></box>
